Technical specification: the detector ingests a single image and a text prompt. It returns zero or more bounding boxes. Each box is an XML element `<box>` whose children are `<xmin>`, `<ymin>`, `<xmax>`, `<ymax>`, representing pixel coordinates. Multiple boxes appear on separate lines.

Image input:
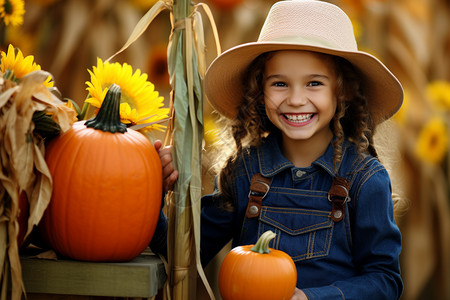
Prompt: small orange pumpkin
<box><xmin>219</xmin><ymin>231</ymin><xmax>297</xmax><ymax>300</ymax></box>
<box><xmin>39</xmin><ymin>84</ymin><xmax>162</xmax><ymax>261</ymax></box>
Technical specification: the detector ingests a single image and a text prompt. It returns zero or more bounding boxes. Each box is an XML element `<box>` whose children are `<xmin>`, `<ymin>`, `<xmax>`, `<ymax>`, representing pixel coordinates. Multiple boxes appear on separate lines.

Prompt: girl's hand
<box><xmin>290</xmin><ymin>288</ymin><xmax>308</xmax><ymax>300</ymax></box>
<box><xmin>154</xmin><ymin>140</ymin><xmax>179</xmax><ymax>192</ymax></box>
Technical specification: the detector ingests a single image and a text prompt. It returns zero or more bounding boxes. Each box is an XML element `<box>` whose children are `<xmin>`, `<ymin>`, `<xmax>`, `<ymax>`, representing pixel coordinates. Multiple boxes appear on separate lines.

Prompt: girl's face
<box><xmin>263</xmin><ymin>50</ymin><xmax>337</xmax><ymax>146</ymax></box>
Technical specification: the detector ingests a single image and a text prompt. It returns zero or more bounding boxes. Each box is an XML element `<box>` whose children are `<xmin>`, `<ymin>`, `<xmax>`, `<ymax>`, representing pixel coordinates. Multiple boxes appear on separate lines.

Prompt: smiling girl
<box><xmin>263</xmin><ymin>51</ymin><xmax>338</xmax><ymax>168</ymax></box>
<box><xmin>153</xmin><ymin>1</ymin><xmax>404</xmax><ymax>299</ymax></box>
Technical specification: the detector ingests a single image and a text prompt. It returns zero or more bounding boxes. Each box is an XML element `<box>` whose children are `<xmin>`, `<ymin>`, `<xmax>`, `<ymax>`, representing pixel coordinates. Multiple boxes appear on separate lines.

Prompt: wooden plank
<box><xmin>20</xmin><ymin>252</ymin><xmax>167</xmax><ymax>298</ymax></box>
<box><xmin>26</xmin><ymin>294</ymin><xmax>157</xmax><ymax>300</ymax></box>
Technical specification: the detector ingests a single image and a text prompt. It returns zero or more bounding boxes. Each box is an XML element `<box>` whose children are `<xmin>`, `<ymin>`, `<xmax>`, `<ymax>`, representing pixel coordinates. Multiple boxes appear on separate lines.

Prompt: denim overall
<box><xmin>198</xmin><ymin>133</ymin><xmax>403</xmax><ymax>300</ymax></box>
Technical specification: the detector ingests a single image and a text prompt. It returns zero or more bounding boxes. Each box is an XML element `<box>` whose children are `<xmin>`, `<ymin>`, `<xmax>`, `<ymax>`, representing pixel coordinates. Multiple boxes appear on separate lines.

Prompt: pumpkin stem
<box><xmin>85</xmin><ymin>83</ymin><xmax>127</xmax><ymax>133</ymax></box>
<box><xmin>251</xmin><ymin>230</ymin><xmax>276</xmax><ymax>254</ymax></box>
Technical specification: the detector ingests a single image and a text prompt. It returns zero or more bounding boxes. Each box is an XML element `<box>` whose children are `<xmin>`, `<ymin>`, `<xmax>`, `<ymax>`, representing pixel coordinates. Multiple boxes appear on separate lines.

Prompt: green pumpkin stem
<box><xmin>251</xmin><ymin>230</ymin><xmax>276</xmax><ymax>254</ymax></box>
<box><xmin>85</xmin><ymin>83</ymin><xmax>127</xmax><ymax>133</ymax></box>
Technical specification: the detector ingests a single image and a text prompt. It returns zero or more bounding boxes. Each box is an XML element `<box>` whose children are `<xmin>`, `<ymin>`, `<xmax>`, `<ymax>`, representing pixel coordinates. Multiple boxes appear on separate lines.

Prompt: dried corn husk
<box><xmin>106</xmin><ymin>1</ymin><xmax>220</xmax><ymax>299</ymax></box>
<box><xmin>0</xmin><ymin>70</ymin><xmax>76</xmax><ymax>300</ymax></box>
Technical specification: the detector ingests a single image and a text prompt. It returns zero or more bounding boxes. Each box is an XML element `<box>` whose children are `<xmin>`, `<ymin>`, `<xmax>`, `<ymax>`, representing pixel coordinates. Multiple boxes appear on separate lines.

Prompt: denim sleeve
<box><xmin>149</xmin><ymin>183</ymin><xmax>236</xmax><ymax>267</ymax></box>
<box><xmin>303</xmin><ymin>167</ymin><xmax>403</xmax><ymax>300</ymax></box>
<box><xmin>200</xmin><ymin>193</ymin><xmax>235</xmax><ymax>267</ymax></box>
<box><xmin>149</xmin><ymin>194</ymin><xmax>235</xmax><ymax>267</ymax></box>
<box><xmin>149</xmin><ymin>209</ymin><xmax>168</xmax><ymax>259</ymax></box>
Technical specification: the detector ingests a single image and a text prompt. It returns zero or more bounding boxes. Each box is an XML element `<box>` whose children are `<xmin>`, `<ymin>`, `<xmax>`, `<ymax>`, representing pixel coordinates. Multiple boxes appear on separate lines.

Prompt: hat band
<box><xmin>259</xmin><ymin>35</ymin><xmax>356</xmax><ymax>52</ymax></box>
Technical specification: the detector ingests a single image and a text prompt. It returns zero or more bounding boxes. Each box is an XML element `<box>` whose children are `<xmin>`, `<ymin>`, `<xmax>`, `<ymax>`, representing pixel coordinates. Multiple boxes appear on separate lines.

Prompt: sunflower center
<box><xmin>429</xmin><ymin>133</ymin><xmax>439</xmax><ymax>150</ymax></box>
<box><xmin>4</xmin><ymin>0</ymin><xmax>12</xmax><ymax>14</ymax></box>
<box><xmin>120</xmin><ymin>93</ymin><xmax>138</xmax><ymax>111</ymax></box>
<box><xmin>101</xmin><ymin>83</ymin><xmax>138</xmax><ymax>111</ymax></box>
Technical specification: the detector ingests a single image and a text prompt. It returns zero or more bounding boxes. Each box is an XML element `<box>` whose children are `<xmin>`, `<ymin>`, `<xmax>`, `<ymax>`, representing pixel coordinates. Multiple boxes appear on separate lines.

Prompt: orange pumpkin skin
<box><xmin>40</xmin><ymin>120</ymin><xmax>162</xmax><ymax>261</ymax></box>
<box><xmin>219</xmin><ymin>243</ymin><xmax>297</xmax><ymax>300</ymax></box>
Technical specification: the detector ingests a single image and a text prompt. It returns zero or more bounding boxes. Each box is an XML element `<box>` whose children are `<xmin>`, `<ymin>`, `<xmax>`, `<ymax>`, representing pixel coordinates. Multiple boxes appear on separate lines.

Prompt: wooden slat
<box><xmin>20</xmin><ymin>252</ymin><xmax>166</xmax><ymax>298</ymax></box>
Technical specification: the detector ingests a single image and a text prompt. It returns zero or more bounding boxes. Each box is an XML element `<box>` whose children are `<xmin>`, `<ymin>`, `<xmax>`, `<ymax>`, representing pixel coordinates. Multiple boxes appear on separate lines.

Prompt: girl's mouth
<box><xmin>282</xmin><ymin>113</ymin><xmax>315</xmax><ymax>124</ymax></box>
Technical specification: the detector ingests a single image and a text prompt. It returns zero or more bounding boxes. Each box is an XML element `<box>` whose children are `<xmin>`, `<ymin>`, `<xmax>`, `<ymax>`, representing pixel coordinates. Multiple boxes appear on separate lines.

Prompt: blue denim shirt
<box><xmin>151</xmin><ymin>133</ymin><xmax>403</xmax><ymax>300</ymax></box>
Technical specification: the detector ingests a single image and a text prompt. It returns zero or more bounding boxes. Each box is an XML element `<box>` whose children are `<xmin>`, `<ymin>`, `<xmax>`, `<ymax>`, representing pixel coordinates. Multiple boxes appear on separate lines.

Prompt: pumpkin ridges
<box><xmin>56</xmin><ymin>127</ymin><xmax>162</xmax><ymax>258</ymax></box>
<box><xmin>220</xmin><ymin>249</ymin><xmax>241</xmax><ymax>298</ymax></box>
<box><xmin>80</xmin><ymin>131</ymin><xmax>155</xmax><ymax>259</ymax></box>
<box><xmin>44</xmin><ymin>127</ymin><xmax>83</xmax><ymax>257</ymax></box>
<box><xmin>123</xmin><ymin>135</ymin><xmax>162</xmax><ymax>246</ymax></box>
<box><xmin>85</xmin><ymin>137</ymin><xmax>108</xmax><ymax>257</ymax></box>
<box><xmin>71</xmin><ymin>127</ymin><xmax>101</xmax><ymax>258</ymax></box>
<box><xmin>44</xmin><ymin>129</ymin><xmax>74</xmax><ymax>254</ymax></box>
<box><xmin>219</xmin><ymin>231</ymin><xmax>297</xmax><ymax>300</ymax></box>
<box><xmin>41</xmin><ymin>84</ymin><xmax>163</xmax><ymax>261</ymax></box>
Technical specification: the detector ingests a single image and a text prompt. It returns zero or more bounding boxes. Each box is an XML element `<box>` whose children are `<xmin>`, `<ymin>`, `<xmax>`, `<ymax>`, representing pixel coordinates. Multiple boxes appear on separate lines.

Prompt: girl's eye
<box><xmin>308</xmin><ymin>81</ymin><xmax>323</xmax><ymax>87</ymax></box>
<box><xmin>272</xmin><ymin>81</ymin><xmax>287</xmax><ymax>87</ymax></box>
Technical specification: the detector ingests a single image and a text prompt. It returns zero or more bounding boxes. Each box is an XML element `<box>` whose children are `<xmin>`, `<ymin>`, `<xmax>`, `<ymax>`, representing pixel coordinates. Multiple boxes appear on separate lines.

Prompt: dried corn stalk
<box><xmin>106</xmin><ymin>1</ymin><xmax>221</xmax><ymax>298</ymax></box>
<box><xmin>0</xmin><ymin>70</ymin><xmax>75</xmax><ymax>300</ymax></box>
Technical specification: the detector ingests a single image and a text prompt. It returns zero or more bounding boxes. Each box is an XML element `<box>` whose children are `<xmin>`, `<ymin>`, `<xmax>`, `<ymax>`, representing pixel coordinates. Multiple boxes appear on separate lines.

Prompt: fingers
<box><xmin>159</xmin><ymin>146</ymin><xmax>173</xmax><ymax>169</ymax></box>
<box><xmin>155</xmin><ymin>140</ymin><xmax>172</xmax><ymax>170</ymax></box>
<box><xmin>290</xmin><ymin>288</ymin><xmax>308</xmax><ymax>300</ymax></box>
<box><xmin>162</xmin><ymin>165</ymin><xmax>178</xmax><ymax>193</ymax></box>
<box><xmin>154</xmin><ymin>139</ymin><xmax>163</xmax><ymax>152</ymax></box>
<box><xmin>154</xmin><ymin>140</ymin><xmax>178</xmax><ymax>192</ymax></box>
<box><xmin>164</xmin><ymin>169</ymin><xmax>179</xmax><ymax>192</ymax></box>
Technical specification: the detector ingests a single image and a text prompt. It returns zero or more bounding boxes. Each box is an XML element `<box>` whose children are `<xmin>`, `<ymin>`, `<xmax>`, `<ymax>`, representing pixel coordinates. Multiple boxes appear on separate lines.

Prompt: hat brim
<box><xmin>204</xmin><ymin>42</ymin><xmax>403</xmax><ymax>125</ymax></box>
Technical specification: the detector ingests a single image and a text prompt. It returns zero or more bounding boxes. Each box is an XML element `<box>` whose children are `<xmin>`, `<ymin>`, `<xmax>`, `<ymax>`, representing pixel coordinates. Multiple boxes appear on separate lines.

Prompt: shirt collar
<box><xmin>257</xmin><ymin>133</ymin><xmax>349</xmax><ymax>178</ymax></box>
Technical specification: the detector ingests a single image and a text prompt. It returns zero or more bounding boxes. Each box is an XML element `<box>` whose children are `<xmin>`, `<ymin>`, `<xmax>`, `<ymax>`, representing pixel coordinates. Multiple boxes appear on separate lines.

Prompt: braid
<box><xmin>332</xmin><ymin>97</ymin><xmax>346</xmax><ymax>171</ymax></box>
<box><xmin>331</xmin><ymin>56</ymin><xmax>378</xmax><ymax>168</ymax></box>
<box><xmin>217</xmin><ymin>53</ymin><xmax>273</xmax><ymax>210</ymax></box>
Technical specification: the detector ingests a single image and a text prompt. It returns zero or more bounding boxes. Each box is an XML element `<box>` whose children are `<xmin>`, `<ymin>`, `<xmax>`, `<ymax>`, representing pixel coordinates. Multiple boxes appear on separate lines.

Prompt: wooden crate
<box><xmin>20</xmin><ymin>249</ymin><xmax>166</xmax><ymax>299</ymax></box>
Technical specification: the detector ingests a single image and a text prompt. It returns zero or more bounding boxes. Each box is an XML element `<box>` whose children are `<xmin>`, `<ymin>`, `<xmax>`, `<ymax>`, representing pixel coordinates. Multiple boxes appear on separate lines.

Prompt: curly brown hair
<box><xmin>215</xmin><ymin>51</ymin><xmax>378</xmax><ymax>209</ymax></box>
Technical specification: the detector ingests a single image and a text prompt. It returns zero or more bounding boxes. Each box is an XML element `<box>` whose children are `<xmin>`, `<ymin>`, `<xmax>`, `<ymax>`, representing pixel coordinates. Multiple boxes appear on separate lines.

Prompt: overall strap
<box><xmin>246</xmin><ymin>173</ymin><xmax>271</xmax><ymax>218</ymax></box>
<box><xmin>328</xmin><ymin>176</ymin><xmax>351</xmax><ymax>222</ymax></box>
<box><xmin>327</xmin><ymin>142</ymin><xmax>353</xmax><ymax>222</ymax></box>
<box><xmin>328</xmin><ymin>142</ymin><xmax>376</xmax><ymax>222</ymax></box>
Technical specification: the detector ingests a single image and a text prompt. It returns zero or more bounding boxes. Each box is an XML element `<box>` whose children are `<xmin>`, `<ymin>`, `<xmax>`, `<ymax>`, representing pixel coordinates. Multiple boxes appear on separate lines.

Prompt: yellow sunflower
<box><xmin>204</xmin><ymin>116</ymin><xmax>220</xmax><ymax>147</ymax></box>
<box><xmin>393</xmin><ymin>88</ymin><xmax>409</xmax><ymax>125</ymax></box>
<box><xmin>0</xmin><ymin>44</ymin><xmax>53</xmax><ymax>87</ymax></box>
<box><xmin>0</xmin><ymin>0</ymin><xmax>25</xmax><ymax>27</ymax></box>
<box><xmin>350</xmin><ymin>18</ymin><xmax>362</xmax><ymax>42</ymax></box>
<box><xmin>85</xmin><ymin>58</ymin><xmax>169</xmax><ymax>132</ymax></box>
<box><xmin>415</xmin><ymin>117</ymin><xmax>448</xmax><ymax>165</ymax></box>
<box><xmin>426</xmin><ymin>80</ymin><xmax>450</xmax><ymax>111</ymax></box>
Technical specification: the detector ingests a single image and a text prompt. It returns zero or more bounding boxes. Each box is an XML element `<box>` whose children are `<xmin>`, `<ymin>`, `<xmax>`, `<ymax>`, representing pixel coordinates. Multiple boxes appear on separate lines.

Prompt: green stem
<box><xmin>79</xmin><ymin>100</ymin><xmax>90</xmax><ymax>120</ymax></box>
<box><xmin>173</xmin><ymin>0</ymin><xmax>193</xmax><ymax>22</ymax></box>
<box><xmin>3</xmin><ymin>69</ymin><xmax>15</xmax><ymax>81</ymax></box>
<box><xmin>84</xmin><ymin>84</ymin><xmax>127</xmax><ymax>133</ymax></box>
<box><xmin>250</xmin><ymin>231</ymin><xmax>276</xmax><ymax>254</ymax></box>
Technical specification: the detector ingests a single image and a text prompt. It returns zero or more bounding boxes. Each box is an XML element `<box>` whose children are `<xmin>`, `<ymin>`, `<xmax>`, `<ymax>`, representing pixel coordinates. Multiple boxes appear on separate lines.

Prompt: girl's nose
<box><xmin>286</xmin><ymin>87</ymin><xmax>308</xmax><ymax>106</ymax></box>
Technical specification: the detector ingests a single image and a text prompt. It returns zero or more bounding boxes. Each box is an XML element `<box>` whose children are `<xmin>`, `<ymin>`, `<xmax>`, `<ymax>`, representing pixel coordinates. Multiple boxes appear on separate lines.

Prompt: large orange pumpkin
<box><xmin>219</xmin><ymin>231</ymin><xmax>297</xmax><ymax>300</ymax></box>
<box><xmin>40</xmin><ymin>84</ymin><xmax>163</xmax><ymax>261</ymax></box>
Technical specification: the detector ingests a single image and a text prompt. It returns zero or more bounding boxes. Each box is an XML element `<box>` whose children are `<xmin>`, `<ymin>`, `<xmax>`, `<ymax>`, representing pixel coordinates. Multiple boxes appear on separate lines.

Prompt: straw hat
<box><xmin>204</xmin><ymin>0</ymin><xmax>403</xmax><ymax>124</ymax></box>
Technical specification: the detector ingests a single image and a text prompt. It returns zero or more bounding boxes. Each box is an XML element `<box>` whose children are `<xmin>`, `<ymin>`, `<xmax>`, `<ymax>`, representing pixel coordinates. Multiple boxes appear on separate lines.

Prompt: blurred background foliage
<box><xmin>1</xmin><ymin>0</ymin><xmax>449</xmax><ymax>299</ymax></box>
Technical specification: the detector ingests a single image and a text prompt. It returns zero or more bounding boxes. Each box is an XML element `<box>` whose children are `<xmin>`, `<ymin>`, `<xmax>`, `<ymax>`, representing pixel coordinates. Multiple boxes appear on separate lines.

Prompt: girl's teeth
<box><xmin>285</xmin><ymin>114</ymin><xmax>313</xmax><ymax>122</ymax></box>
